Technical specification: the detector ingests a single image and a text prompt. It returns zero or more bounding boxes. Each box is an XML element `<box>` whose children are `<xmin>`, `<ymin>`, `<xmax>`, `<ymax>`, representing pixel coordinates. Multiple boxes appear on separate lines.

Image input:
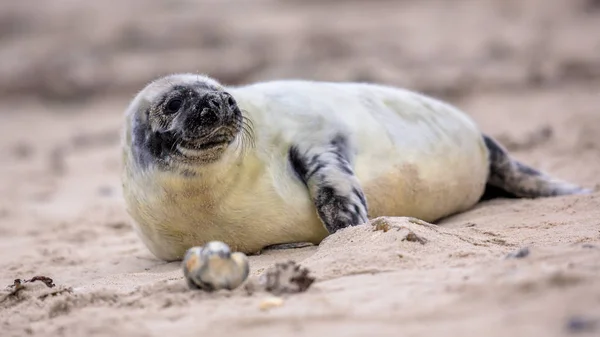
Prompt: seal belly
<box><xmin>351</xmin><ymin>87</ymin><xmax>490</xmax><ymax>222</ymax></box>
<box><xmin>124</xmin><ymin>155</ymin><xmax>329</xmax><ymax>260</ymax></box>
<box><xmin>356</xmin><ymin>148</ymin><xmax>488</xmax><ymax>222</ymax></box>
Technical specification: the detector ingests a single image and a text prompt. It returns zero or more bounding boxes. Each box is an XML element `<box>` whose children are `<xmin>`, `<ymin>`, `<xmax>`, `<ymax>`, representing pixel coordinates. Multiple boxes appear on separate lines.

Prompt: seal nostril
<box><xmin>208</xmin><ymin>98</ymin><xmax>221</xmax><ymax>110</ymax></box>
<box><xmin>200</xmin><ymin>108</ymin><xmax>219</xmax><ymax>125</ymax></box>
<box><xmin>226</xmin><ymin>95</ymin><xmax>236</xmax><ymax>108</ymax></box>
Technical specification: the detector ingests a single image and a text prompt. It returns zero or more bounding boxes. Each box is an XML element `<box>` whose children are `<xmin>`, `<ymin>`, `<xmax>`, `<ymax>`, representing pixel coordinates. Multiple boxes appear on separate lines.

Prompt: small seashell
<box><xmin>182</xmin><ymin>241</ymin><xmax>250</xmax><ymax>291</ymax></box>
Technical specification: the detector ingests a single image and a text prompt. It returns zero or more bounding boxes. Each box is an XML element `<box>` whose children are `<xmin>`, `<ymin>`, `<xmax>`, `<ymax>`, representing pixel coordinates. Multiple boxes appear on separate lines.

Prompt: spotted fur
<box><xmin>482</xmin><ymin>135</ymin><xmax>592</xmax><ymax>198</ymax></box>
<box><xmin>289</xmin><ymin>134</ymin><xmax>369</xmax><ymax>233</ymax></box>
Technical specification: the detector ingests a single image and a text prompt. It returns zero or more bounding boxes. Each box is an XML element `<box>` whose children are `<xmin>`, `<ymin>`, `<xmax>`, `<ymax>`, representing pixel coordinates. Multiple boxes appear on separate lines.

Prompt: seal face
<box><xmin>122</xmin><ymin>73</ymin><xmax>591</xmax><ymax>261</ymax></box>
<box><xmin>129</xmin><ymin>77</ymin><xmax>250</xmax><ymax>170</ymax></box>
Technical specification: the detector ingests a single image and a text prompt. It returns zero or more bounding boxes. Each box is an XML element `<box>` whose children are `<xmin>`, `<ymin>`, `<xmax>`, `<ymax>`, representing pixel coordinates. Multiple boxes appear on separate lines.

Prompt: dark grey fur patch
<box><xmin>131</xmin><ymin>112</ymin><xmax>155</xmax><ymax>170</ymax></box>
<box><xmin>288</xmin><ymin>146</ymin><xmax>309</xmax><ymax>186</ymax></box>
<box><xmin>483</xmin><ymin>134</ymin><xmax>588</xmax><ymax>198</ymax></box>
<box><xmin>514</xmin><ymin>161</ymin><xmax>542</xmax><ymax>176</ymax></box>
<box><xmin>289</xmin><ymin>134</ymin><xmax>368</xmax><ymax>233</ymax></box>
<box><xmin>173</xmin><ymin>81</ymin><xmax>218</xmax><ymax>93</ymax></box>
<box><xmin>313</xmin><ymin>186</ymin><xmax>366</xmax><ymax>232</ymax></box>
<box><xmin>131</xmin><ymin>112</ymin><xmax>177</xmax><ymax>170</ymax></box>
<box><xmin>352</xmin><ymin>187</ymin><xmax>368</xmax><ymax>209</ymax></box>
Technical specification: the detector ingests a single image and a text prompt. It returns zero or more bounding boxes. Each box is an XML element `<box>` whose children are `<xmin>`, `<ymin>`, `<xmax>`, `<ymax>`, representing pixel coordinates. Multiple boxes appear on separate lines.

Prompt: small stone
<box><xmin>372</xmin><ymin>218</ymin><xmax>428</xmax><ymax>244</ymax></box>
<box><xmin>259</xmin><ymin>296</ymin><xmax>284</xmax><ymax>311</ymax></box>
<box><xmin>566</xmin><ymin>316</ymin><xmax>597</xmax><ymax>333</ymax></box>
<box><xmin>372</xmin><ymin>218</ymin><xmax>392</xmax><ymax>232</ymax></box>
<box><xmin>404</xmin><ymin>231</ymin><xmax>428</xmax><ymax>244</ymax></box>
<box><xmin>505</xmin><ymin>247</ymin><xmax>530</xmax><ymax>259</ymax></box>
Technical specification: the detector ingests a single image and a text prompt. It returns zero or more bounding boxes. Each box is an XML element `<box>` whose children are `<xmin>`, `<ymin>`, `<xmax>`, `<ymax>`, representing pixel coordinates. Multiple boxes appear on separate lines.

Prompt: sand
<box><xmin>1</xmin><ymin>0</ymin><xmax>600</xmax><ymax>336</ymax></box>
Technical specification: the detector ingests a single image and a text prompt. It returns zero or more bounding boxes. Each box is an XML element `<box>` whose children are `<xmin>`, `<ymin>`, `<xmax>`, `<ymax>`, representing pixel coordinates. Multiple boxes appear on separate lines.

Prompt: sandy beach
<box><xmin>1</xmin><ymin>0</ymin><xmax>600</xmax><ymax>336</ymax></box>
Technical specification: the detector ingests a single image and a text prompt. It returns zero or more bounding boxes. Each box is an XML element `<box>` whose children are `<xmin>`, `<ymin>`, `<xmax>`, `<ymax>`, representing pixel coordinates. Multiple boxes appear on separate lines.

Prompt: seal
<box><xmin>121</xmin><ymin>73</ymin><xmax>591</xmax><ymax>261</ymax></box>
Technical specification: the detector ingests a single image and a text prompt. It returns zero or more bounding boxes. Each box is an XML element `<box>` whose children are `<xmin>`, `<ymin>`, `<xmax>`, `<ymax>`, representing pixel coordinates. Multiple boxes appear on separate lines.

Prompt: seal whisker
<box><xmin>171</xmin><ymin>137</ymin><xmax>184</xmax><ymax>155</ymax></box>
<box><xmin>227</xmin><ymin>110</ymin><xmax>255</xmax><ymax>157</ymax></box>
<box><xmin>240</xmin><ymin>111</ymin><xmax>256</xmax><ymax>149</ymax></box>
<box><xmin>241</xmin><ymin>111</ymin><xmax>255</xmax><ymax>130</ymax></box>
<box><xmin>240</xmin><ymin>122</ymin><xmax>252</xmax><ymax>144</ymax></box>
<box><xmin>231</xmin><ymin>126</ymin><xmax>247</xmax><ymax>156</ymax></box>
<box><xmin>242</xmin><ymin>126</ymin><xmax>253</xmax><ymax>152</ymax></box>
<box><xmin>232</xmin><ymin>132</ymin><xmax>244</xmax><ymax>155</ymax></box>
<box><xmin>237</xmin><ymin>122</ymin><xmax>254</xmax><ymax>156</ymax></box>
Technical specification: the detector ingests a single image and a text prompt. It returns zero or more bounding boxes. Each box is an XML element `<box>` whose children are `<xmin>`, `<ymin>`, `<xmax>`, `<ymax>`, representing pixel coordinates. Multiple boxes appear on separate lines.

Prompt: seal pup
<box><xmin>121</xmin><ymin>73</ymin><xmax>591</xmax><ymax>261</ymax></box>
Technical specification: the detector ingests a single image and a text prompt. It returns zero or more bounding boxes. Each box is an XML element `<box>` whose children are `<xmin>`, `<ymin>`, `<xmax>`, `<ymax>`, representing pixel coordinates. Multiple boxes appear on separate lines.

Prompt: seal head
<box><xmin>127</xmin><ymin>74</ymin><xmax>249</xmax><ymax>171</ymax></box>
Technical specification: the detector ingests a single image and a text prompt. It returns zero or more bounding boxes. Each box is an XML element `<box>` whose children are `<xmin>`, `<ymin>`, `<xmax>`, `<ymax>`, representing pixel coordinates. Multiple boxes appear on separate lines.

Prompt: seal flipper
<box><xmin>482</xmin><ymin>134</ymin><xmax>592</xmax><ymax>199</ymax></box>
<box><xmin>288</xmin><ymin>134</ymin><xmax>369</xmax><ymax>233</ymax></box>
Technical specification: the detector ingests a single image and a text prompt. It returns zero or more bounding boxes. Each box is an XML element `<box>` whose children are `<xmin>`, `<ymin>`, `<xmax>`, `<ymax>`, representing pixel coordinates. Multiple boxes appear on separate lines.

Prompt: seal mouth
<box><xmin>175</xmin><ymin>136</ymin><xmax>232</xmax><ymax>158</ymax></box>
<box><xmin>192</xmin><ymin>138</ymin><xmax>230</xmax><ymax>150</ymax></box>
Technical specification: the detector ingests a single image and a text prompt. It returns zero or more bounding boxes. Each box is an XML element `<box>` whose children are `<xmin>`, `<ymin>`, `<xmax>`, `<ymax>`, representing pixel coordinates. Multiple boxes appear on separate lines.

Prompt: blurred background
<box><xmin>1</xmin><ymin>2</ymin><xmax>600</xmax><ymax>332</ymax></box>
<box><xmin>1</xmin><ymin>0</ymin><xmax>599</xmax><ymax>103</ymax></box>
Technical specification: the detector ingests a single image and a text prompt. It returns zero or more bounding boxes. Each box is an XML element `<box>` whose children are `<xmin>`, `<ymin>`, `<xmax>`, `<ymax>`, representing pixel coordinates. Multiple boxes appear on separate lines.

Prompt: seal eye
<box><xmin>165</xmin><ymin>98</ymin><xmax>183</xmax><ymax>114</ymax></box>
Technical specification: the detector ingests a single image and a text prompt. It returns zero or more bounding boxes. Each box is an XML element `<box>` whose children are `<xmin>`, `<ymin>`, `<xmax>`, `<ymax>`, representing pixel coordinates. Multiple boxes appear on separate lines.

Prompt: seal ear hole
<box><xmin>165</xmin><ymin>98</ymin><xmax>183</xmax><ymax>114</ymax></box>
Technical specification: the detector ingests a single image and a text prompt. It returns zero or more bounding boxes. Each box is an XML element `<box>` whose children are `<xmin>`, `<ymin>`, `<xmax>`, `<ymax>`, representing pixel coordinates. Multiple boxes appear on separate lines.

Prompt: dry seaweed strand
<box><xmin>20</xmin><ymin>276</ymin><xmax>56</xmax><ymax>288</ymax></box>
<box><xmin>1</xmin><ymin>276</ymin><xmax>56</xmax><ymax>303</ymax></box>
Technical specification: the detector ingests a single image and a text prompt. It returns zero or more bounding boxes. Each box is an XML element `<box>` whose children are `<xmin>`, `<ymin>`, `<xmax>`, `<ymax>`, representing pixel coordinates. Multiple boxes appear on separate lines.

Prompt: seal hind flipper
<box><xmin>289</xmin><ymin>134</ymin><xmax>369</xmax><ymax>233</ymax></box>
<box><xmin>482</xmin><ymin>134</ymin><xmax>592</xmax><ymax>199</ymax></box>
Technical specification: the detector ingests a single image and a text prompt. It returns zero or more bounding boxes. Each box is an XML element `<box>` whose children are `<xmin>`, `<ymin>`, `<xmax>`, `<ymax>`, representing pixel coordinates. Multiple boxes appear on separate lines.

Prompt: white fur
<box><xmin>122</xmin><ymin>74</ymin><xmax>489</xmax><ymax>261</ymax></box>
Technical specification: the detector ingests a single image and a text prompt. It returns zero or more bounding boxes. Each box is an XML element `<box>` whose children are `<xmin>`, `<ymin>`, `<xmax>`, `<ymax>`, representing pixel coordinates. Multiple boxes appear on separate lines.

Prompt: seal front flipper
<box><xmin>288</xmin><ymin>134</ymin><xmax>369</xmax><ymax>234</ymax></box>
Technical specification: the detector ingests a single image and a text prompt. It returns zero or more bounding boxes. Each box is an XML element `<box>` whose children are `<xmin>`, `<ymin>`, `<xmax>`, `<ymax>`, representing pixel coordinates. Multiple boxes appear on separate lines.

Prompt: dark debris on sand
<box><xmin>1</xmin><ymin>275</ymin><xmax>71</xmax><ymax>304</ymax></box>
<box><xmin>505</xmin><ymin>247</ymin><xmax>531</xmax><ymax>259</ymax></box>
<box><xmin>245</xmin><ymin>261</ymin><xmax>315</xmax><ymax>296</ymax></box>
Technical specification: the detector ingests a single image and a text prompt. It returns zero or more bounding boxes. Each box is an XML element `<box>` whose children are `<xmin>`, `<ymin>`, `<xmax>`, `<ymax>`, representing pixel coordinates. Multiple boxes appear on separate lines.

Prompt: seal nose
<box><xmin>197</xmin><ymin>92</ymin><xmax>235</xmax><ymax>126</ymax></box>
<box><xmin>198</xmin><ymin>93</ymin><xmax>221</xmax><ymax>126</ymax></box>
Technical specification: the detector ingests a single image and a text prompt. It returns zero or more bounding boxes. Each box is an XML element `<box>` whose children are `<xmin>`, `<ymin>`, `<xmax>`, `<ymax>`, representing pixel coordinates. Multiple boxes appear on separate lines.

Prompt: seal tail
<box><xmin>480</xmin><ymin>134</ymin><xmax>593</xmax><ymax>200</ymax></box>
